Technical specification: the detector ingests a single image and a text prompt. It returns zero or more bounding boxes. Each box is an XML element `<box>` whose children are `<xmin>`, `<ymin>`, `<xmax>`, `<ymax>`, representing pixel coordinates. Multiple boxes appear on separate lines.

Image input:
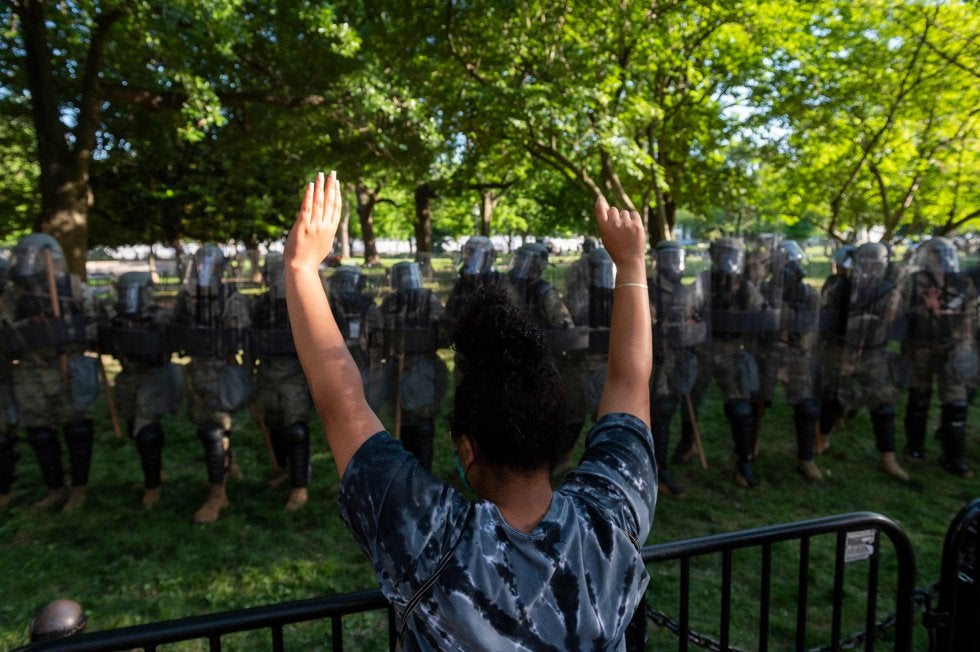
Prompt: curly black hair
<box><xmin>449</xmin><ymin>284</ymin><xmax>573</xmax><ymax>472</ymax></box>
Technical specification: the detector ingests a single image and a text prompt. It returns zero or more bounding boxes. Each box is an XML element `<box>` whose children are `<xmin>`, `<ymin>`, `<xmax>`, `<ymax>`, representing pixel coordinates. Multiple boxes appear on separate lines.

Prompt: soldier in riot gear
<box><xmin>375</xmin><ymin>261</ymin><xmax>448</xmax><ymax>469</ymax></box>
<box><xmin>817</xmin><ymin>244</ymin><xmax>856</xmax><ymax>443</ymax></box>
<box><xmin>445</xmin><ymin>236</ymin><xmax>506</xmax><ymax>333</ymax></box>
<box><xmin>820</xmin><ymin>242</ymin><xmax>909</xmax><ymax>480</ymax></box>
<box><xmin>902</xmin><ymin>237</ymin><xmax>976</xmax><ymax>478</ymax></box>
<box><xmin>326</xmin><ymin>265</ymin><xmax>384</xmax><ymax>405</ymax></box>
<box><xmin>172</xmin><ymin>243</ymin><xmax>253</xmax><ymax>523</ymax></box>
<box><xmin>755</xmin><ymin>240</ymin><xmax>823</xmax><ymax>481</ymax></box>
<box><xmin>250</xmin><ymin>252</ymin><xmax>314</xmax><ymax>510</ymax></box>
<box><xmin>99</xmin><ymin>271</ymin><xmax>180</xmax><ymax>508</ymax></box>
<box><xmin>0</xmin><ymin>233</ymin><xmax>98</xmax><ymax>511</ymax></box>
<box><xmin>704</xmin><ymin>236</ymin><xmax>781</xmax><ymax>488</ymax></box>
<box><xmin>564</xmin><ymin>245</ymin><xmax>616</xmax><ymax>425</ymax></box>
<box><xmin>505</xmin><ymin>242</ymin><xmax>587</xmax><ymax>444</ymax></box>
<box><xmin>648</xmin><ymin>240</ymin><xmax>709</xmax><ymax>496</ymax></box>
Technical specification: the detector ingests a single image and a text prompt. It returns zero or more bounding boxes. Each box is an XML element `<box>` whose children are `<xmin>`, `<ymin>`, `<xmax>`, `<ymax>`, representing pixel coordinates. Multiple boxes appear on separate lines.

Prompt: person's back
<box><xmin>284</xmin><ymin>173</ymin><xmax>656</xmax><ymax>650</ymax></box>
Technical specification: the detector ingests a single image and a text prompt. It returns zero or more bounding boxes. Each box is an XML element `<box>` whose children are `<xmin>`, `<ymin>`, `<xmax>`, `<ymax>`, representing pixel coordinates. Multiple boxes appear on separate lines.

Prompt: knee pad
<box><xmin>135</xmin><ymin>422</ymin><xmax>165</xmax><ymax>450</ymax></box>
<box><xmin>197</xmin><ymin>423</ymin><xmax>226</xmax><ymax>447</ymax></box>
<box><xmin>870</xmin><ymin>404</ymin><xmax>895</xmax><ymax>421</ymax></box>
<box><xmin>26</xmin><ymin>427</ymin><xmax>59</xmax><ymax>451</ymax></box>
<box><xmin>724</xmin><ymin>399</ymin><xmax>754</xmax><ymax>424</ymax></box>
<box><xmin>794</xmin><ymin>398</ymin><xmax>820</xmax><ymax>422</ymax></box>
<box><xmin>652</xmin><ymin>397</ymin><xmax>678</xmax><ymax>422</ymax></box>
<box><xmin>281</xmin><ymin>421</ymin><xmax>310</xmax><ymax>445</ymax></box>
<box><xmin>906</xmin><ymin>387</ymin><xmax>932</xmax><ymax>414</ymax></box>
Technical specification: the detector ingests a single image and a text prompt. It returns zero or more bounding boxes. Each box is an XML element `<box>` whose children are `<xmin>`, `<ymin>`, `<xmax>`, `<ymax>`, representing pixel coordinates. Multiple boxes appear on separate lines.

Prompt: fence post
<box><xmin>934</xmin><ymin>498</ymin><xmax>980</xmax><ymax>652</ymax></box>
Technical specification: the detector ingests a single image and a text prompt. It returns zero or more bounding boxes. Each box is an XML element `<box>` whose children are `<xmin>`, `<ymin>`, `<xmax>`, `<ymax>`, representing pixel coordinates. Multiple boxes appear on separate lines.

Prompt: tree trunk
<box><xmin>355</xmin><ymin>184</ymin><xmax>381</xmax><ymax>267</ymax></box>
<box><xmin>414</xmin><ymin>183</ymin><xmax>436</xmax><ymax>273</ymax></box>
<box><xmin>480</xmin><ymin>190</ymin><xmax>496</xmax><ymax>237</ymax></box>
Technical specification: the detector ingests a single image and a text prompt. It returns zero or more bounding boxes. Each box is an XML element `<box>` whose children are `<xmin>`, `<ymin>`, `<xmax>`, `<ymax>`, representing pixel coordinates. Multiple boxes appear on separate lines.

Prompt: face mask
<box><xmin>455</xmin><ymin>451</ymin><xmax>474</xmax><ymax>494</ymax></box>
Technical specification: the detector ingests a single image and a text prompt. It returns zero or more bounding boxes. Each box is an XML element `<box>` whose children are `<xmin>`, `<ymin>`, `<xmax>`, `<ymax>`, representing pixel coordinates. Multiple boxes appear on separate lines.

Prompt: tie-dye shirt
<box><xmin>339</xmin><ymin>412</ymin><xmax>657</xmax><ymax>651</ymax></box>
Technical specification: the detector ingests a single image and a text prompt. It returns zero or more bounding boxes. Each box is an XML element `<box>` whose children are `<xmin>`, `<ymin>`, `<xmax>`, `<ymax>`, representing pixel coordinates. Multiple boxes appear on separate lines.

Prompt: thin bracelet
<box><xmin>615</xmin><ymin>282</ymin><xmax>648</xmax><ymax>290</ymax></box>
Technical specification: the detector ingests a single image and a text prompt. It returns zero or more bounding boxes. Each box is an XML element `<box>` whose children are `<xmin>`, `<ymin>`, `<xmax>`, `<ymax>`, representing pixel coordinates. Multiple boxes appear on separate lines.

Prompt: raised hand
<box><xmin>593</xmin><ymin>196</ymin><xmax>646</xmax><ymax>269</ymax></box>
<box><xmin>284</xmin><ymin>171</ymin><xmax>342</xmax><ymax>272</ymax></box>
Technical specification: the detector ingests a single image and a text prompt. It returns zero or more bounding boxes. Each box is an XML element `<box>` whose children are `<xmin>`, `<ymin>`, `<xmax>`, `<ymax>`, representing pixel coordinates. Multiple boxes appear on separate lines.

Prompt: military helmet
<box><xmin>263</xmin><ymin>252</ymin><xmax>286</xmax><ymax>299</ymax></box>
<box><xmin>509</xmin><ymin>242</ymin><xmax>550</xmax><ymax>282</ymax></box>
<box><xmin>780</xmin><ymin>240</ymin><xmax>807</xmax><ymax>279</ymax></box>
<box><xmin>913</xmin><ymin>236</ymin><xmax>959</xmax><ymax>276</ymax></box>
<box><xmin>587</xmin><ymin>247</ymin><xmax>615</xmax><ymax>289</ymax></box>
<box><xmin>390</xmin><ymin>261</ymin><xmax>422</xmax><ymax>291</ymax></box>
<box><xmin>184</xmin><ymin>243</ymin><xmax>226</xmax><ymax>292</ymax></box>
<box><xmin>460</xmin><ymin>236</ymin><xmax>496</xmax><ymax>276</ymax></box>
<box><xmin>655</xmin><ymin>240</ymin><xmax>686</xmax><ymax>282</ymax></box>
<box><xmin>11</xmin><ymin>233</ymin><xmax>66</xmax><ymax>280</ymax></box>
<box><xmin>329</xmin><ymin>265</ymin><xmax>364</xmax><ymax>298</ymax></box>
<box><xmin>709</xmin><ymin>237</ymin><xmax>745</xmax><ymax>275</ymax></box>
<box><xmin>853</xmin><ymin>242</ymin><xmax>889</xmax><ymax>285</ymax></box>
<box><xmin>115</xmin><ymin>271</ymin><xmax>154</xmax><ymax>317</ymax></box>
<box><xmin>831</xmin><ymin>244</ymin><xmax>856</xmax><ymax>277</ymax></box>
<box><xmin>582</xmin><ymin>236</ymin><xmax>599</xmax><ymax>255</ymax></box>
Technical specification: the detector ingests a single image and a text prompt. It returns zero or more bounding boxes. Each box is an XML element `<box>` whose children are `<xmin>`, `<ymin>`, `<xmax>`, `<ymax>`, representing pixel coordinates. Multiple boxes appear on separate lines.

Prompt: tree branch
<box><xmin>101</xmin><ymin>83</ymin><xmax>333</xmax><ymax>109</ymax></box>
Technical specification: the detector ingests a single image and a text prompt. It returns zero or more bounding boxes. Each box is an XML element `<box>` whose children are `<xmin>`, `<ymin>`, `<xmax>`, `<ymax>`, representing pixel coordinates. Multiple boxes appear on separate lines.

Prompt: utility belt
<box><xmin>780</xmin><ymin>311</ymin><xmax>816</xmax><ymax>336</ymax></box>
<box><xmin>543</xmin><ymin>325</ymin><xmax>590</xmax><ymax>354</ymax></box>
<box><xmin>250</xmin><ymin>328</ymin><xmax>297</xmax><ymax>356</ymax></box>
<box><xmin>97</xmin><ymin>325</ymin><xmax>167</xmax><ymax>359</ymax></box>
<box><xmin>0</xmin><ymin>313</ymin><xmax>87</xmax><ymax>357</ymax></box>
<box><xmin>660</xmin><ymin>321</ymin><xmax>708</xmax><ymax>348</ymax></box>
<box><xmin>710</xmin><ymin>309</ymin><xmax>780</xmax><ymax>335</ymax></box>
<box><xmin>169</xmin><ymin>325</ymin><xmax>250</xmax><ymax>357</ymax></box>
<box><xmin>390</xmin><ymin>328</ymin><xmax>438</xmax><ymax>355</ymax></box>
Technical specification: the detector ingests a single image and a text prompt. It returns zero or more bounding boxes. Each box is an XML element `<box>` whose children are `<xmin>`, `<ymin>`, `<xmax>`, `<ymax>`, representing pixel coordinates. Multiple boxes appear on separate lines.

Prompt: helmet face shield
<box><xmin>588</xmin><ymin>249</ymin><xmax>615</xmax><ymax>289</ymax></box>
<box><xmin>11</xmin><ymin>233</ymin><xmax>65</xmax><ymax>280</ymax></box>
<box><xmin>185</xmin><ymin>244</ymin><xmax>226</xmax><ymax>293</ymax></box>
<box><xmin>781</xmin><ymin>240</ymin><xmax>807</xmax><ymax>279</ymax></box>
<box><xmin>460</xmin><ymin>237</ymin><xmax>495</xmax><ymax>276</ymax></box>
<box><xmin>509</xmin><ymin>244</ymin><xmax>549</xmax><ymax>282</ymax></box>
<box><xmin>832</xmin><ymin>245</ymin><xmax>855</xmax><ymax>276</ymax></box>
<box><xmin>915</xmin><ymin>237</ymin><xmax>959</xmax><ymax>275</ymax></box>
<box><xmin>655</xmin><ymin>245</ymin><xmax>685</xmax><ymax>282</ymax></box>
<box><xmin>329</xmin><ymin>266</ymin><xmax>363</xmax><ymax>298</ymax></box>
<box><xmin>391</xmin><ymin>262</ymin><xmax>422</xmax><ymax>291</ymax></box>
<box><xmin>263</xmin><ymin>253</ymin><xmax>286</xmax><ymax>299</ymax></box>
<box><xmin>116</xmin><ymin>272</ymin><xmax>152</xmax><ymax>316</ymax></box>
<box><xmin>852</xmin><ymin>242</ymin><xmax>889</xmax><ymax>292</ymax></box>
<box><xmin>710</xmin><ymin>240</ymin><xmax>744</xmax><ymax>276</ymax></box>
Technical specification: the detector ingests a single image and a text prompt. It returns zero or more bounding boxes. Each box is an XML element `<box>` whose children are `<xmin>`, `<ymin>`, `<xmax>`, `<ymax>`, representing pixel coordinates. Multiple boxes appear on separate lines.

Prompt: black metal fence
<box><xmin>18</xmin><ymin>501</ymin><xmax>980</xmax><ymax>652</ymax></box>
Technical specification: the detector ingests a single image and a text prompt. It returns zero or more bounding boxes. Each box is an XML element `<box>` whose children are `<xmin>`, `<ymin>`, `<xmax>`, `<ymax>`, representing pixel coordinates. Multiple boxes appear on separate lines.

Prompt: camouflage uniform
<box><xmin>703</xmin><ymin>237</ymin><xmax>777</xmax><ymax>488</ymax></box>
<box><xmin>99</xmin><ymin>271</ymin><xmax>180</xmax><ymax>507</ymax></box>
<box><xmin>326</xmin><ymin>265</ymin><xmax>385</xmax><ymax>408</ymax></box>
<box><xmin>171</xmin><ymin>244</ymin><xmax>253</xmax><ymax>523</ymax></box>
<box><xmin>755</xmin><ymin>241</ymin><xmax>823</xmax><ymax>480</ymax></box>
<box><xmin>821</xmin><ymin>242</ymin><xmax>908</xmax><ymax>480</ymax></box>
<box><xmin>0</xmin><ymin>346</ymin><xmax>17</xmax><ymax>509</ymax></box>
<box><xmin>251</xmin><ymin>253</ymin><xmax>313</xmax><ymax>510</ymax></box>
<box><xmin>817</xmin><ymin>245</ymin><xmax>855</xmax><ymax>437</ymax></box>
<box><xmin>0</xmin><ymin>234</ymin><xmax>98</xmax><ymax>511</ymax></box>
<box><xmin>504</xmin><ymin>242</ymin><xmax>587</xmax><ymax>443</ymax></box>
<box><xmin>902</xmin><ymin>237</ymin><xmax>976</xmax><ymax>478</ymax></box>
<box><xmin>563</xmin><ymin>246</ymin><xmax>614</xmax><ymax>422</ymax></box>
<box><xmin>444</xmin><ymin>236</ymin><xmax>506</xmax><ymax>335</ymax></box>
<box><xmin>376</xmin><ymin>262</ymin><xmax>447</xmax><ymax>470</ymax></box>
<box><xmin>648</xmin><ymin>241</ymin><xmax>709</xmax><ymax>496</ymax></box>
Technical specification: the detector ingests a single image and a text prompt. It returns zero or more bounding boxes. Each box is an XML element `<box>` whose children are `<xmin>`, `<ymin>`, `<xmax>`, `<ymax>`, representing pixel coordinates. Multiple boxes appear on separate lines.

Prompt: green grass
<box><xmin>2</xmin><ymin>255</ymin><xmax>977</xmax><ymax>650</ymax></box>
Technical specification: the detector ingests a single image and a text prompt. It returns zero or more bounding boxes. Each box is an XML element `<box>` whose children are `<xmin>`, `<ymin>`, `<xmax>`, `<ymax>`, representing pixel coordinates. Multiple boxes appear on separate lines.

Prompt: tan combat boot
<box><xmin>31</xmin><ymin>488</ymin><xmax>68</xmax><ymax>512</ymax></box>
<box><xmin>285</xmin><ymin>487</ymin><xmax>308</xmax><ymax>512</ymax></box>
<box><xmin>0</xmin><ymin>493</ymin><xmax>11</xmax><ymax>510</ymax></box>
<box><xmin>142</xmin><ymin>486</ymin><xmax>162</xmax><ymax>508</ymax></box>
<box><xmin>61</xmin><ymin>486</ymin><xmax>87</xmax><ymax>512</ymax></box>
<box><xmin>268</xmin><ymin>469</ymin><xmax>290</xmax><ymax>489</ymax></box>
<box><xmin>798</xmin><ymin>460</ymin><xmax>824</xmax><ymax>481</ymax></box>
<box><xmin>879</xmin><ymin>452</ymin><xmax>909</xmax><ymax>481</ymax></box>
<box><xmin>192</xmin><ymin>484</ymin><xmax>228</xmax><ymax>524</ymax></box>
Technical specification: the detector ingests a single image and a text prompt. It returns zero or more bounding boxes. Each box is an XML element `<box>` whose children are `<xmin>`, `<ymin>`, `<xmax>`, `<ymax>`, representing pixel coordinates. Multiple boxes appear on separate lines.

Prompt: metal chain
<box><xmin>645</xmin><ymin>607</ymin><xmax>748</xmax><ymax>652</ymax></box>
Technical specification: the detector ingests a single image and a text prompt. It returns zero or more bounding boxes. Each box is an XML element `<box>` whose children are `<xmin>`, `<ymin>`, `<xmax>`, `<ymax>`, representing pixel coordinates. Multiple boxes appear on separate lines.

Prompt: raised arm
<box><xmin>594</xmin><ymin>197</ymin><xmax>652</xmax><ymax>427</ymax></box>
<box><xmin>284</xmin><ymin>172</ymin><xmax>383</xmax><ymax>477</ymax></box>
